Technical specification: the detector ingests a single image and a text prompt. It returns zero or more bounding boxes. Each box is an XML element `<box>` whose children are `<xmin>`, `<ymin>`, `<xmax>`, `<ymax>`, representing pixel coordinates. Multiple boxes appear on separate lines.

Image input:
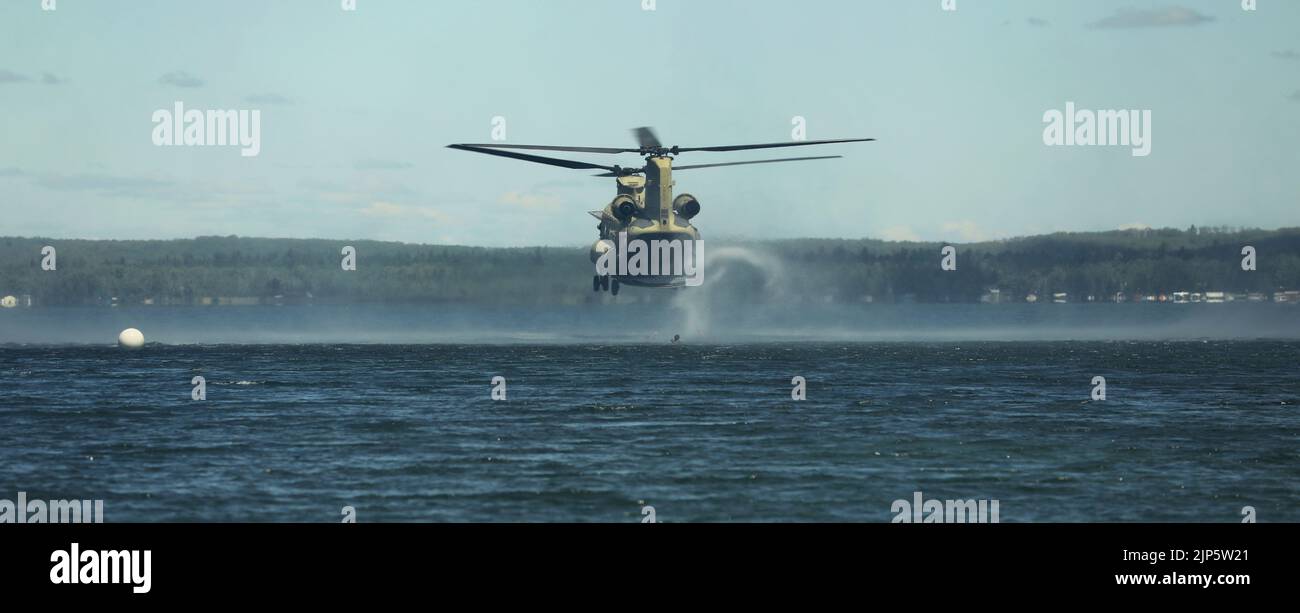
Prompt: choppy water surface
<box><xmin>2</xmin><ymin>339</ymin><xmax>1297</xmax><ymax>522</ymax></box>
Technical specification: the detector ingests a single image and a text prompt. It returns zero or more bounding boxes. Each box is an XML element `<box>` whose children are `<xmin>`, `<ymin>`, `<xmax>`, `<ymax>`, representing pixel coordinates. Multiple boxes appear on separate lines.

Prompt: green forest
<box><xmin>1</xmin><ymin>227</ymin><xmax>1298</xmax><ymax>306</ymax></box>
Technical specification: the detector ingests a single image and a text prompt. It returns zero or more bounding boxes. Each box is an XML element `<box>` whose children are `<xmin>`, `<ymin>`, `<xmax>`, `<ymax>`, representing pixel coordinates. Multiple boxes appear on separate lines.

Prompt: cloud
<box><xmin>0</xmin><ymin>69</ymin><xmax>32</xmax><ymax>83</ymax></box>
<box><xmin>499</xmin><ymin>190</ymin><xmax>563</xmax><ymax>210</ymax></box>
<box><xmin>244</xmin><ymin>93</ymin><xmax>293</xmax><ymax>105</ymax></box>
<box><xmin>1088</xmin><ymin>7</ymin><xmax>1213</xmax><ymax>29</ymax></box>
<box><xmin>27</xmin><ymin>171</ymin><xmax>275</xmax><ymax>208</ymax></box>
<box><xmin>297</xmin><ymin>177</ymin><xmax>418</xmax><ymax>205</ymax></box>
<box><xmin>158</xmin><ymin>71</ymin><xmax>205</xmax><ymax>88</ymax></box>
<box><xmin>0</xmin><ymin>167</ymin><xmax>23</xmax><ymax>178</ymax></box>
<box><xmin>359</xmin><ymin>201</ymin><xmax>445</xmax><ymax>221</ymax></box>
<box><xmin>1288</xmin><ymin>90</ymin><xmax>1300</xmax><ymax>103</ymax></box>
<box><xmin>1272</xmin><ymin>50</ymin><xmax>1300</xmax><ymax>61</ymax></box>
<box><xmin>354</xmin><ymin>158</ymin><xmax>413</xmax><ymax>171</ymax></box>
<box><xmin>0</xmin><ymin>70</ymin><xmax>66</xmax><ymax>85</ymax></box>
<box><xmin>33</xmin><ymin>173</ymin><xmax>176</xmax><ymax>198</ymax></box>
<box><xmin>940</xmin><ymin>220</ymin><xmax>991</xmax><ymax>242</ymax></box>
<box><xmin>879</xmin><ymin>225</ymin><xmax>921</xmax><ymax>242</ymax></box>
<box><xmin>1026</xmin><ymin>17</ymin><xmax>1049</xmax><ymax>27</ymax></box>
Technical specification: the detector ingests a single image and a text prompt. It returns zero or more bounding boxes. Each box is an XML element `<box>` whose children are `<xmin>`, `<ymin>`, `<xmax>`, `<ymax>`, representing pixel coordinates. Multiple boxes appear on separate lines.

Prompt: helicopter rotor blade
<box><xmin>591</xmin><ymin>155</ymin><xmax>845</xmax><ymax>177</ymax></box>
<box><xmin>447</xmin><ymin>144</ymin><xmax>624</xmax><ymax>173</ymax></box>
<box><xmin>674</xmin><ymin>137</ymin><xmax>875</xmax><ymax>153</ymax></box>
<box><xmin>447</xmin><ymin>143</ymin><xmax>639</xmax><ymax>155</ymax></box>
<box><xmin>450</xmin><ymin>134</ymin><xmax>873</xmax><ymax>171</ymax></box>
<box><xmin>632</xmin><ymin>127</ymin><xmax>662</xmax><ymax>149</ymax></box>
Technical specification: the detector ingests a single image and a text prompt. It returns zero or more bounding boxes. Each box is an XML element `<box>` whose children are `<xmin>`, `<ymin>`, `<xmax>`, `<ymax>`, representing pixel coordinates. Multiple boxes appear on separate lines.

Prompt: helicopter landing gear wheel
<box><xmin>599</xmin><ymin>275</ymin><xmax>610</xmax><ymax>291</ymax></box>
<box><xmin>610</xmin><ymin>279</ymin><xmax>620</xmax><ymax>296</ymax></box>
<box><xmin>593</xmin><ymin>275</ymin><xmax>601</xmax><ymax>292</ymax></box>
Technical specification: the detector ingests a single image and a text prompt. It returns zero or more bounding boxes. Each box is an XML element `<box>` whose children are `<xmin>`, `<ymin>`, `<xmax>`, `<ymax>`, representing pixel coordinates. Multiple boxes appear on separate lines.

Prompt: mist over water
<box><xmin>0</xmin><ymin>302</ymin><xmax>1297</xmax><ymax>346</ymax></box>
<box><xmin>672</xmin><ymin>246</ymin><xmax>792</xmax><ymax>339</ymax></box>
<box><xmin>1</xmin><ymin>248</ymin><xmax>1297</xmax><ymax>345</ymax></box>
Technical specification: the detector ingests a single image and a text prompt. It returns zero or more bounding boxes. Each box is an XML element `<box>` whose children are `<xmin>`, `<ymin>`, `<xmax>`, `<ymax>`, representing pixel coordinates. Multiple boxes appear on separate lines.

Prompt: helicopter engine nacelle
<box><xmin>589</xmin><ymin>238</ymin><xmax>614</xmax><ymax>264</ymax></box>
<box><xmin>610</xmin><ymin>195</ymin><xmax>638</xmax><ymax>221</ymax></box>
<box><xmin>673</xmin><ymin>193</ymin><xmax>701</xmax><ymax>220</ymax></box>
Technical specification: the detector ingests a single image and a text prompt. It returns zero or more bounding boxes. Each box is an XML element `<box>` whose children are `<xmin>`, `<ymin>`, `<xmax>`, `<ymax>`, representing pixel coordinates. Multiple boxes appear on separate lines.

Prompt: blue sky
<box><xmin>1</xmin><ymin>0</ymin><xmax>1297</xmax><ymax>246</ymax></box>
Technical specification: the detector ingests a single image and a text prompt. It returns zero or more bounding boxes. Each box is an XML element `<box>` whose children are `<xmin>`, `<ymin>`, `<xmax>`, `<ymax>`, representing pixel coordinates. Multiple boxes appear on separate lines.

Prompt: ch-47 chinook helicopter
<box><xmin>448</xmin><ymin>128</ymin><xmax>873</xmax><ymax>295</ymax></box>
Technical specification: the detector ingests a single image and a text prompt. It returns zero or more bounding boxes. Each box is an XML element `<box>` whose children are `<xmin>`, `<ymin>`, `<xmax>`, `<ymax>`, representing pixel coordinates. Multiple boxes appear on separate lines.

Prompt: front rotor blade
<box><xmin>449</xmin><ymin>143</ymin><xmax>639</xmax><ymax>154</ymax></box>
<box><xmin>672</xmin><ymin>155</ymin><xmax>844</xmax><ymax>171</ymax></box>
<box><xmin>675</xmin><ymin>137</ymin><xmax>875</xmax><ymax>153</ymax></box>
<box><xmin>448</xmin><ymin>144</ymin><xmax>621</xmax><ymax>172</ymax></box>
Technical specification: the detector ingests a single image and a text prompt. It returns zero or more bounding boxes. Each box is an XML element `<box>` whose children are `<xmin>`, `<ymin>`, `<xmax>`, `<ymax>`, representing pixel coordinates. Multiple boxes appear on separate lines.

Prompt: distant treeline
<box><xmin>1</xmin><ymin>227</ymin><xmax>1298</xmax><ymax>306</ymax></box>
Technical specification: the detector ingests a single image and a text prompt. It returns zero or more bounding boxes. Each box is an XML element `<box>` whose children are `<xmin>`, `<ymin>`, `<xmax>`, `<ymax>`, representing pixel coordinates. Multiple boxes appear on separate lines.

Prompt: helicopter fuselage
<box><xmin>589</xmin><ymin>157</ymin><xmax>700</xmax><ymax>289</ymax></box>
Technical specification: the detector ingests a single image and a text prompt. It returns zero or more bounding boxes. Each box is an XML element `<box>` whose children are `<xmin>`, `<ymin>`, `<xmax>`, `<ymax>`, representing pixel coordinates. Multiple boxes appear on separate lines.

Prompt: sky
<box><xmin>1</xmin><ymin>0</ymin><xmax>1297</xmax><ymax>246</ymax></box>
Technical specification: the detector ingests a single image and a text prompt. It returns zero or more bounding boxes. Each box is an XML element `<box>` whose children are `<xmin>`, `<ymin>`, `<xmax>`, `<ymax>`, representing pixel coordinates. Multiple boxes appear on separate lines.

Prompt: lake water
<box><xmin>1</xmin><ymin>305</ymin><xmax>1297</xmax><ymax>521</ymax></box>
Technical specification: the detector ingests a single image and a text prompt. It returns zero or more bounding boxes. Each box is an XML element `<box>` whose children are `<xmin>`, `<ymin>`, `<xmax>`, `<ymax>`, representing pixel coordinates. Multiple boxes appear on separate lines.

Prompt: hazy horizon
<box><xmin>3</xmin><ymin>224</ymin><xmax>1296</xmax><ymax>249</ymax></box>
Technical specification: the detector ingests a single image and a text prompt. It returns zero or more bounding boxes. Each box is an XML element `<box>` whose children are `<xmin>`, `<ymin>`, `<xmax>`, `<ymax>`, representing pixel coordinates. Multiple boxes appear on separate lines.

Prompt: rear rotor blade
<box><xmin>590</xmin><ymin>155</ymin><xmax>844</xmax><ymax>177</ymax></box>
<box><xmin>671</xmin><ymin>155</ymin><xmax>844</xmax><ymax>172</ymax></box>
<box><xmin>632</xmin><ymin>127</ymin><xmax>662</xmax><ymax>149</ymax></box>
<box><xmin>447</xmin><ymin>144</ymin><xmax>623</xmax><ymax>172</ymax></box>
<box><xmin>675</xmin><ymin>137</ymin><xmax>875</xmax><ymax>153</ymax></box>
<box><xmin>449</xmin><ymin>143</ymin><xmax>639</xmax><ymax>154</ymax></box>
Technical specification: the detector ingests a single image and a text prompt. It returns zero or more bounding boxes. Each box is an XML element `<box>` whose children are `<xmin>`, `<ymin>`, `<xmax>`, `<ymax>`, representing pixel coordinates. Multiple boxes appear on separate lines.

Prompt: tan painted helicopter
<box><xmin>448</xmin><ymin>128</ymin><xmax>873</xmax><ymax>295</ymax></box>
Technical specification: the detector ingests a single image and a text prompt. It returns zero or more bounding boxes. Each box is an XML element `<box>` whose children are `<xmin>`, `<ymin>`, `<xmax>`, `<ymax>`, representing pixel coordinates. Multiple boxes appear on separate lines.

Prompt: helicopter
<box><xmin>448</xmin><ymin>128</ymin><xmax>873</xmax><ymax>295</ymax></box>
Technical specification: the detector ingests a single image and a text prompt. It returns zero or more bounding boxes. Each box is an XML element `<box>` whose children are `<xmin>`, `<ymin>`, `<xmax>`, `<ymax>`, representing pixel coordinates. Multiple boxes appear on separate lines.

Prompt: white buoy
<box><xmin>118</xmin><ymin>328</ymin><xmax>145</xmax><ymax>349</ymax></box>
